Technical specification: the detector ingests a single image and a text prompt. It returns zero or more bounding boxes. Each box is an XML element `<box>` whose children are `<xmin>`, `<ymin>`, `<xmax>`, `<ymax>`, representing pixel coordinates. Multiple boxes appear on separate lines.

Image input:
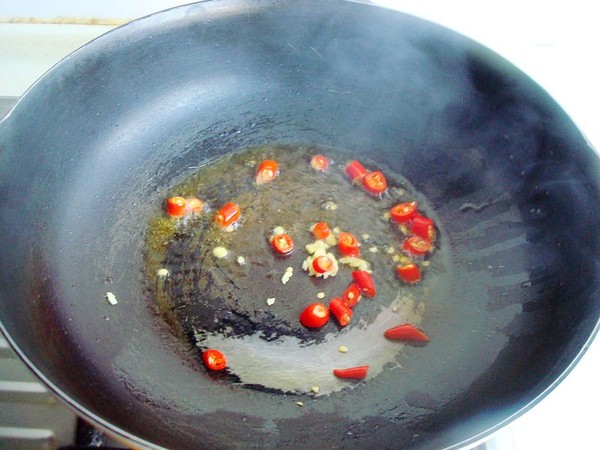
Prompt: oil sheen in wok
<box><xmin>143</xmin><ymin>145</ymin><xmax>449</xmax><ymax>395</ymax></box>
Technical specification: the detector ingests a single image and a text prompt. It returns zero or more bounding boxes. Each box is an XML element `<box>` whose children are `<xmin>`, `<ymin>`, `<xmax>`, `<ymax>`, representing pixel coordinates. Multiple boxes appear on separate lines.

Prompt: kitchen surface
<box><xmin>1</xmin><ymin>1</ymin><xmax>599</xmax><ymax>448</ymax></box>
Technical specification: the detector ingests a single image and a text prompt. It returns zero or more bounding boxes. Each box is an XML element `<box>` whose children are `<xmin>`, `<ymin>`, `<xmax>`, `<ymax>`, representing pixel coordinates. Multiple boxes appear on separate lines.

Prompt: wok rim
<box><xmin>2</xmin><ymin>316</ymin><xmax>599</xmax><ymax>449</ymax></box>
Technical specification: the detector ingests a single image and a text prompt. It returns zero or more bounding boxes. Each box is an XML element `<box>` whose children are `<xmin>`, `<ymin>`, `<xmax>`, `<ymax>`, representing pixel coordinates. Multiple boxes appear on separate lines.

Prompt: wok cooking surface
<box><xmin>1</xmin><ymin>1</ymin><xmax>599</xmax><ymax>449</ymax></box>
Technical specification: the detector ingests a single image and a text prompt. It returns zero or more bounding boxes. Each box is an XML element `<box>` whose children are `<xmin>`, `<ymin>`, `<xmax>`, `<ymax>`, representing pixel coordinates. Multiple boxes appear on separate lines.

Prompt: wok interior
<box><xmin>1</xmin><ymin>1</ymin><xmax>600</xmax><ymax>448</ymax></box>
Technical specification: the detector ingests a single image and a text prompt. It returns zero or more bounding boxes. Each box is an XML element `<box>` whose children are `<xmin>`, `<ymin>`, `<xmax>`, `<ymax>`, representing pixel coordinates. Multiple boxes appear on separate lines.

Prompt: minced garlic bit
<box><xmin>321</xmin><ymin>201</ymin><xmax>338</xmax><ymax>211</ymax></box>
<box><xmin>386</xmin><ymin>247</ymin><xmax>396</xmax><ymax>254</ymax></box>
<box><xmin>156</xmin><ymin>268</ymin><xmax>170</xmax><ymax>278</ymax></box>
<box><xmin>266</xmin><ymin>297</ymin><xmax>276</xmax><ymax>306</ymax></box>
<box><xmin>316</xmin><ymin>292</ymin><xmax>325</xmax><ymax>299</ymax></box>
<box><xmin>391</xmin><ymin>305</ymin><xmax>398</xmax><ymax>313</ymax></box>
<box><xmin>212</xmin><ymin>246</ymin><xmax>229</xmax><ymax>259</ymax></box>
<box><xmin>325</xmin><ymin>234</ymin><xmax>337</xmax><ymax>246</ymax></box>
<box><xmin>305</xmin><ymin>240</ymin><xmax>329</xmax><ymax>255</ymax></box>
<box><xmin>422</xmin><ymin>261</ymin><xmax>431</xmax><ymax>267</ymax></box>
<box><xmin>338</xmin><ymin>345</ymin><xmax>348</xmax><ymax>353</ymax></box>
<box><xmin>281</xmin><ymin>267</ymin><xmax>294</xmax><ymax>285</ymax></box>
<box><xmin>332</xmin><ymin>227</ymin><xmax>341</xmax><ymax>234</ymax></box>
<box><xmin>105</xmin><ymin>292</ymin><xmax>118</xmax><ymax>305</ymax></box>
<box><xmin>361</xmin><ymin>233</ymin><xmax>370</xmax><ymax>241</ymax></box>
<box><xmin>368</xmin><ymin>246</ymin><xmax>378</xmax><ymax>253</ymax></box>
<box><xmin>398</xmin><ymin>224</ymin><xmax>409</xmax><ymax>235</ymax></box>
<box><xmin>273</xmin><ymin>226</ymin><xmax>286</xmax><ymax>236</ymax></box>
<box><xmin>382</xmin><ymin>212</ymin><xmax>391</xmax><ymax>220</ymax></box>
<box><xmin>339</xmin><ymin>256</ymin><xmax>371</xmax><ymax>272</ymax></box>
<box><xmin>237</xmin><ymin>256</ymin><xmax>246</xmax><ymax>265</ymax></box>
<box><xmin>310</xmin><ymin>386</ymin><xmax>320</xmax><ymax>394</ymax></box>
<box><xmin>296</xmin><ymin>401</ymin><xmax>304</xmax><ymax>407</ymax></box>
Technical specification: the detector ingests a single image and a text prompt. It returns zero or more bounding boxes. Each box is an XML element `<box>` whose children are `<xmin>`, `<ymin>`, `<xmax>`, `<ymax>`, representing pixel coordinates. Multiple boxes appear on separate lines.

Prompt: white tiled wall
<box><xmin>0</xmin><ymin>0</ymin><xmax>187</xmax><ymax>21</ymax></box>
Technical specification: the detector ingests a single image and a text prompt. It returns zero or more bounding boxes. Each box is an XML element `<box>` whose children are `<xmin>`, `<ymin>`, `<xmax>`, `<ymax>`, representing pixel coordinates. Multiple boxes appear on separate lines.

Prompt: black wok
<box><xmin>1</xmin><ymin>1</ymin><xmax>600</xmax><ymax>448</ymax></box>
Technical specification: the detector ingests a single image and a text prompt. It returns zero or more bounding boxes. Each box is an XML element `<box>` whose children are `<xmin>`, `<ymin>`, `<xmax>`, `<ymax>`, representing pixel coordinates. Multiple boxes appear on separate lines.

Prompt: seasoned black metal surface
<box><xmin>1</xmin><ymin>1</ymin><xmax>599</xmax><ymax>449</ymax></box>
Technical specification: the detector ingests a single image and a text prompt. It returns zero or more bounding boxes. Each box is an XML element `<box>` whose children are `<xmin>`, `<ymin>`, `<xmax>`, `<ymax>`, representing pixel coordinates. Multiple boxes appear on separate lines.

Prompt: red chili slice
<box><xmin>271</xmin><ymin>233</ymin><xmax>294</xmax><ymax>255</ymax></box>
<box><xmin>256</xmin><ymin>159</ymin><xmax>279</xmax><ymax>185</ymax></box>
<box><xmin>310</xmin><ymin>155</ymin><xmax>329</xmax><ymax>172</ymax></box>
<box><xmin>345</xmin><ymin>160</ymin><xmax>367</xmax><ymax>183</ymax></box>
<box><xmin>329</xmin><ymin>297</ymin><xmax>353</xmax><ymax>327</ymax></box>
<box><xmin>299</xmin><ymin>303</ymin><xmax>330</xmax><ymax>328</ymax></box>
<box><xmin>362</xmin><ymin>171</ymin><xmax>387</xmax><ymax>195</ymax></box>
<box><xmin>202</xmin><ymin>349</ymin><xmax>227</xmax><ymax>371</ymax></box>
<box><xmin>396</xmin><ymin>263</ymin><xmax>421</xmax><ymax>284</ymax></box>
<box><xmin>390</xmin><ymin>202</ymin><xmax>418</xmax><ymax>223</ymax></box>
<box><xmin>311</xmin><ymin>221</ymin><xmax>330</xmax><ymax>240</ymax></box>
<box><xmin>166</xmin><ymin>196</ymin><xmax>187</xmax><ymax>217</ymax></box>
<box><xmin>333</xmin><ymin>365</ymin><xmax>369</xmax><ymax>380</ymax></box>
<box><xmin>411</xmin><ymin>214</ymin><xmax>436</xmax><ymax>241</ymax></box>
<box><xmin>214</xmin><ymin>202</ymin><xmax>241</xmax><ymax>228</ymax></box>
<box><xmin>384</xmin><ymin>324</ymin><xmax>430</xmax><ymax>342</ymax></box>
<box><xmin>342</xmin><ymin>282</ymin><xmax>362</xmax><ymax>307</ymax></box>
<box><xmin>402</xmin><ymin>236</ymin><xmax>433</xmax><ymax>256</ymax></box>
<box><xmin>338</xmin><ymin>232</ymin><xmax>360</xmax><ymax>257</ymax></box>
<box><xmin>351</xmin><ymin>270</ymin><xmax>376</xmax><ymax>297</ymax></box>
<box><xmin>312</xmin><ymin>255</ymin><xmax>333</xmax><ymax>273</ymax></box>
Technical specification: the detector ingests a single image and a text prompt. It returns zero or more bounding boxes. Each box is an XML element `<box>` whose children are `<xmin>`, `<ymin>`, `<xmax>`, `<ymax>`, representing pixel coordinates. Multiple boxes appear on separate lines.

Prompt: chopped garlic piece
<box><xmin>339</xmin><ymin>256</ymin><xmax>371</xmax><ymax>272</ymax></box>
<box><xmin>325</xmin><ymin>234</ymin><xmax>337</xmax><ymax>246</ymax></box>
<box><xmin>369</xmin><ymin>246</ymin><xmax>378</xmax><ymax>253</ymax></box>
<box><xmin>266</xmin><ymin>297</ymin><xmax>276</xmax><ymax>306</ymax></box>
<box><xmin>156</xmin><ymin>268</ymin><xmax>170</xmax><ymax>278</ymax></box>
<box><xmin>382</xmin><ymin>212</ymin><xmax>391</xmax><ymax>220</ymax></box>
<box><xmin>212</xmin><ymin>246</ymin><xmax>229</xmax><ymax>258</ymax></box>
<box><xmin>281</xmin><ymin>271</ymin><xmax>293</xmax><ymax>285</ymax></box>
<box><xmin>386</xmin><ymin>247</ymin><xmax>396</xmax><ymax>254</ymax></box>
<box><xmin>305</xmin><ymin>240</ymin><xmax>329</xmax><ymax>255</ymax></box>
<box><xmin>105</xmin><ymin>292</ymin><xmax>118</xmax><ymax>305</ymax></box>
<box><xmin>237</xmin><ymin>256</ymin><xmax>246</xmax><ymax>265</ymax></box>
<box><xmin>338</xmin><ymin>345</ymin><xmax>348</xmax><ymax>353</ymax></box>
<box><xmin>296</xmin><ymin>401</ymin><xmax>304</xmax><ymax>407</ymax></box>
<box><xmin>310</xmin><ymin>386</ymin><xmax>320</xmax><ymax>394</ymax></box>
<box><xmin>316</xmin><ymin>292</ymin><xmax>325</xmax><ymax>299</ymax></box>
<box><xmin>333</xmin><ymin>227</ymin><xmax>341</xmax><ymax>234</ymax></box>
<box><xmin>273</xmin><ymin>226</ymin><xmax>285</xmax><ymax>236</ymax></box>
<box><xmin>422</xmin><ymin>261</ymin><xmax>431</xmax><ymax>267</ymax></box>
<box><xmin>361</xmin><ymin>233</ymin><xmax>370</xmax><ymax>241</ymax></box>
<box><xmin>321</xmin><ymin>201</ymin><xmax>338</xmax><ymax>211</ymax></box>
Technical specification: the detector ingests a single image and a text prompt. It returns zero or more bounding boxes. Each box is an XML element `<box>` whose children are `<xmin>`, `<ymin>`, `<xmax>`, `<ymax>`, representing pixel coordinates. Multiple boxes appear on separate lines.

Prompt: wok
<box><xmin>1</xmin><ymin>0</ymin><xmax>600</xmax><ymax>448</ymax></box>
